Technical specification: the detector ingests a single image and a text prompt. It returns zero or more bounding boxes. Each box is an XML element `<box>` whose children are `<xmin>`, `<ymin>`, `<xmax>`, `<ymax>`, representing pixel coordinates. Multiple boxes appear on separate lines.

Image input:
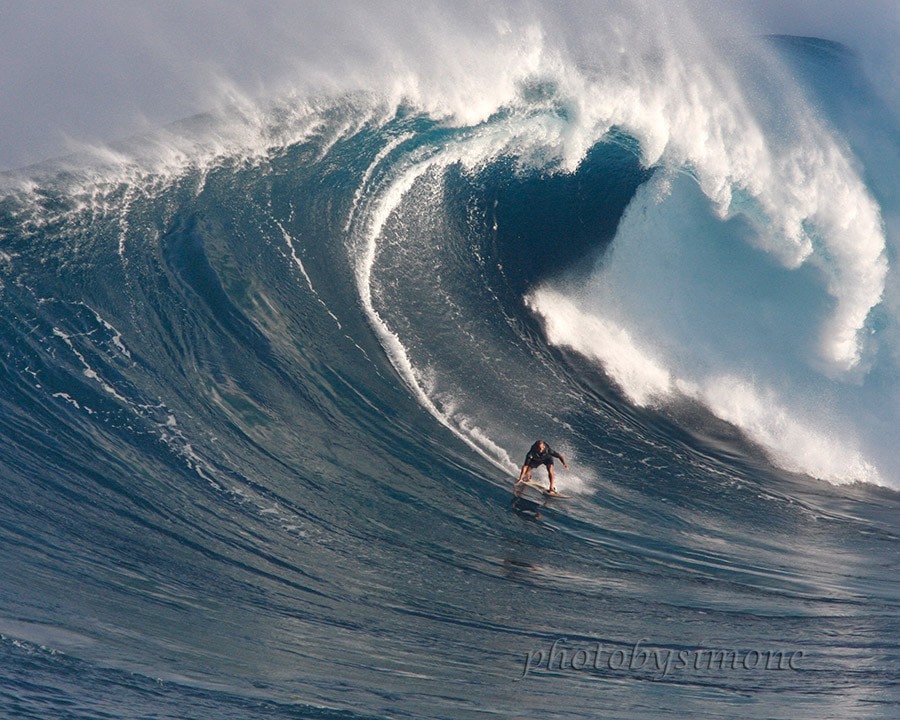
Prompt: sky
<box><xmin>0</xmin><ymin>0</ymin><xmax>896</xmax><ymax>171</ymax></box>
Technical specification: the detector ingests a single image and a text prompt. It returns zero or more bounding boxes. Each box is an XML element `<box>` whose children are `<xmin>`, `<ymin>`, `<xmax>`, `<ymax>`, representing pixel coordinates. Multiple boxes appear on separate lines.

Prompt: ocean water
<box><xmin>0</xmin><ymin>15</ymin><xmax>897</xmax><ymax>720</ymax></box>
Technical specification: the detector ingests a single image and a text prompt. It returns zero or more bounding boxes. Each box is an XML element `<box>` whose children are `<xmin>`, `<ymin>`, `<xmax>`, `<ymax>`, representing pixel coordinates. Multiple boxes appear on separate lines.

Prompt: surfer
<box><xmin>516</xmin><ymin>439</ymin><xmax>568</xmax><ymax>493</ymax></box>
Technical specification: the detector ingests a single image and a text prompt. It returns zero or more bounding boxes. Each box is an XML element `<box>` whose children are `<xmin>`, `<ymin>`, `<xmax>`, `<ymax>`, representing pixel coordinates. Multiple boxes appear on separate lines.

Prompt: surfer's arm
<box><xmin>551</xmin><ymin>450</ymin><xmax>569</xmax><ymax>468</ymax></box>
<box><xmin>516</xmin><ymin>463</ymin><xmax>528</xmax><ymax>483</ymax></box>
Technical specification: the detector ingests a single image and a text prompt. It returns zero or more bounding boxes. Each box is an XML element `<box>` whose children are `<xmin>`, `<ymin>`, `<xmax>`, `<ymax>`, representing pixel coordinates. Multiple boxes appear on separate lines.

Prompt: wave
<box><xmin>0</xmin><ymin>4</ymin><xmax>897</xmax><ymax>718</ymax></box>
<box><xmin>333</xmin><ymin>23</ymin><xmax>896</xmax><ymax>488</ymax></box>
<box><xmin>1</xmin><ymin>8</ymin><xmax>896</xmax><ymax>490</ymax></box>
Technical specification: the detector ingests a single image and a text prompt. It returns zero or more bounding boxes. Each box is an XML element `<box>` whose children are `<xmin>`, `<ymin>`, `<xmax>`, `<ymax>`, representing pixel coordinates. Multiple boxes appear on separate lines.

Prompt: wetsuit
<box><xmin>524</xmin><ymin>441</ymin><xmax>563</xmax><ymax>469</ymax></box>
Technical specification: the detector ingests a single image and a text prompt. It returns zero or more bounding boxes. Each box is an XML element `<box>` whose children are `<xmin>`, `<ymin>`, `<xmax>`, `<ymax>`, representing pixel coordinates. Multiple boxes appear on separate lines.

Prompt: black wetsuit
<box><xmin>524</xmin><ymin>441</ymin><xmax>563</xmax><ymax>469</ymax></box>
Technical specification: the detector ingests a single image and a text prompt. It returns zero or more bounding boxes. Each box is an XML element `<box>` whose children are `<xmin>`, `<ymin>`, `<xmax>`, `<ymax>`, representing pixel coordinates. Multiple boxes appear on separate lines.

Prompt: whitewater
<box><xmin>0</xmin><ymin>2</ymin><xmax>897</xmax><ymax>718</ymax></box>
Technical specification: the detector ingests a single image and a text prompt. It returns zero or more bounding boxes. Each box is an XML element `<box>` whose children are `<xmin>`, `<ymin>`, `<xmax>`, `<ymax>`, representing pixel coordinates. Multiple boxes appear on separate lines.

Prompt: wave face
<box><xmin>0</xmin><ymin>8</ymin><xmax>898</xmax><ymax>720</ymax></box>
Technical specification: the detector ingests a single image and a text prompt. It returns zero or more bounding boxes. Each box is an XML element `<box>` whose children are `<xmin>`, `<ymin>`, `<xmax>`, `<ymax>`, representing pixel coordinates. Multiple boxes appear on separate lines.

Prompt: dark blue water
<box><xmin>0</xmin><ymin>35</ymin><xmax>897</xmax><ymax>719</ymax></box>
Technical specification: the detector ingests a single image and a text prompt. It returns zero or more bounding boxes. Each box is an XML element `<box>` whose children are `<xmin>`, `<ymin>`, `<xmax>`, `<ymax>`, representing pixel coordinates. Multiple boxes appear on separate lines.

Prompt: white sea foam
<box><xmin>526</xmin><ymin>288</ymin><xmax>673</xmax><ymax>407</ymax></box>
<box><xmin>691</xmin><ymin>375</ymin><xmax>882</xmax><ymax>485</ymax></box>
<box><xmin>527</xmin><ymin>288</ymin><xmax>886</xmax><ymax>486</ymax></box>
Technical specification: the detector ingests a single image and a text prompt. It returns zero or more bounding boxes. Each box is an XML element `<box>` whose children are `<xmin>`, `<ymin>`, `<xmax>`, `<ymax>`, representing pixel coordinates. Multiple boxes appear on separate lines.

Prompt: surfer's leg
<box><xmin>547</xmin><ymin>462</ymin><xmax>556</xmax><ymax>491</ymax></box>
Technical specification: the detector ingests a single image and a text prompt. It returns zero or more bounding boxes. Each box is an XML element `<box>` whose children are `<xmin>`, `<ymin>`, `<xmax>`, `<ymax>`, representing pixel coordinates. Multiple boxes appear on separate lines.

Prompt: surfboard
<box><xmin>516</xmin><ymin>480</ymin><xmax>570</xmax><ymax>498</ymax></box>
